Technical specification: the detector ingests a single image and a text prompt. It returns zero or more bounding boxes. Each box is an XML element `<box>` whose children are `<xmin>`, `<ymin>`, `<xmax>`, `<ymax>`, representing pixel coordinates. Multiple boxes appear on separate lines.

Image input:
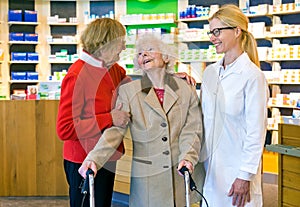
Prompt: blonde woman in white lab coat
<box><xmin>200</xmin><ymin>4</ymin><xmax>269</xmax><ymax>207</ymax></box>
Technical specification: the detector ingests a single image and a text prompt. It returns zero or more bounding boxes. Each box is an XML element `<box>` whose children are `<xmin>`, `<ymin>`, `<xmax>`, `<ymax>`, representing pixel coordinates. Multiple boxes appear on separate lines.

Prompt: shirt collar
<box><xmin>79</xmin><ymin>50</ymin><xmax>104</xmax><ymax>68</ymax></box>
<box><xmin>216</xmin><ymin>52</ymin><xmax>249</xmax><ymax>75</ymax></box>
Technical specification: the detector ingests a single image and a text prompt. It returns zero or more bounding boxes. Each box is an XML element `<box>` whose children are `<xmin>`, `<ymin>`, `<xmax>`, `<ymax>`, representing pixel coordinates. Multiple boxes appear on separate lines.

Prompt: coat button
<box><xmin>163</xmin><ymin>150</ymin><xmax>169</xmax><ymax>155</ymax></box>
<box><xmin>162</xmin><ymin>137</ymin><xmax>167</xmax><ymax>142</ymax></box>
<box><xmin>161</xmin><ymin>123</ymin><xmax>167</xmax><ymax>127</ymax></box>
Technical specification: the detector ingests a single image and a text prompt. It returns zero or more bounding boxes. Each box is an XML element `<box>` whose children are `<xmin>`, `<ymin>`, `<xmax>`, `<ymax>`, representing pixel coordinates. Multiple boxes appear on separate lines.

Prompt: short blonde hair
<box><xmin>133</xmin><ymin>34</ymin><xmax>177</xmax><ymax>74</ymax></box>
<box><xmin>209</xmin><ymin>4</ymin><xmax>260</xmax><ymax>67</ymax></box>
<box><xmin>80</xmin><ymin>18</ymin><xmax>126</xmax><ymax>55</ymax></box>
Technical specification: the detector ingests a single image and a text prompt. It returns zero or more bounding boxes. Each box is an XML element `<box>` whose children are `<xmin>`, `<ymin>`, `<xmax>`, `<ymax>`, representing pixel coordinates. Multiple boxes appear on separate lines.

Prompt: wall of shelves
<box><xmin>178</xmin><ymin>0</ymin><xmax>300</xmax><ymax>145</ymax></box>
<box><xmin>0</xmin><ymin>0</ymin><xmax>91</xmax><ymax>99</ymax></box>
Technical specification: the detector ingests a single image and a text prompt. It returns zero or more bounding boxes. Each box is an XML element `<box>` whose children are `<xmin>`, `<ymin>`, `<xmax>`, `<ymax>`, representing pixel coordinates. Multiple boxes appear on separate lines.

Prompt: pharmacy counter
<box><xmin>0</xmin><ymin>100</ymin><xmax>131</xmax><ymax>196</ymax></box>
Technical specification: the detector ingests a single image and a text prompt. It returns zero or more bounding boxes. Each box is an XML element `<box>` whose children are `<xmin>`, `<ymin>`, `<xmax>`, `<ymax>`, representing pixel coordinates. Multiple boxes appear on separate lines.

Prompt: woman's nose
<box><xmin>209</xmin><ymin>34</ymin><xmax>217</xmax><ymax>42</ymax></box>
<box><xmin>141</xmin><ymin>51</ymin><xmax>148</xmax><ymax>56</ymax></box>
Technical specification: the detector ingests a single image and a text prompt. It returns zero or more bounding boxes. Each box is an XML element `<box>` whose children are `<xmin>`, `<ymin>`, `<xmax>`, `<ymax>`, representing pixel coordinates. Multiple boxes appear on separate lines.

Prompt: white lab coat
<box><xmin>200</xmin><ymin>52</ymin><xmax>269</xmax><ymax>207</ymax></box>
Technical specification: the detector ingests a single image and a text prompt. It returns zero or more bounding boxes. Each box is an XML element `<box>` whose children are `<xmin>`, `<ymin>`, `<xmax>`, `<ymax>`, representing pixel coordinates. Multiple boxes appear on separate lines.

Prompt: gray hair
<box><xmin>133</xmin><ymin>34</ymin><xmax>177</xmax><ymax>74</ymax></box>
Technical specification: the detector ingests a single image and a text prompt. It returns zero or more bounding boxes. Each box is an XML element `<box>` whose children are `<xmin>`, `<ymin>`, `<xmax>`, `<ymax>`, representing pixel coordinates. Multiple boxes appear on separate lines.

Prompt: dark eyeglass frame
<box><xmin>207</xmin><ymin>27</ymin><xmax>237</xmax><ymax>38</ymax></box>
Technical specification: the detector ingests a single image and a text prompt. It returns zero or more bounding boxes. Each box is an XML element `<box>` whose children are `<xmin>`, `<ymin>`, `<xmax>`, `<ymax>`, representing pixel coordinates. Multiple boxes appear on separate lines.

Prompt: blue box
<box><xmin>11</xmin><ymin>52</ymin><xmax>27</xmax><ymax>61</ymax></box>
<box><xmin>26</xmin><ymin>72</ymin><xmax>39</xmax><ymax>80</ymax></box>
<box><xmin>24</xmin><ymin>33</ymin><xmax>38</xmax><ymax>42</ymax></box>
<box><xmin>24</xmin><ymin>10</ymin><xmax>37</xmax><ymax>22</ymax></box>
<box><xmin>9</xmin><ymin>33</ymin><xmax>24</xmax><ymax>41</ymax></box>
<box><xmin>8</xmin><ymin>10</ymin><xmax>22</xmax><ymax>22</ymax></box>
<box><xmin>27</xmin><ymin>53</ymin><xmax>39</xmax><ymax>61</ymax></box>
<box><xmin>11</xmin><ymin>72</ymin><xmax>27</xmax><ymax>80</ymax></box>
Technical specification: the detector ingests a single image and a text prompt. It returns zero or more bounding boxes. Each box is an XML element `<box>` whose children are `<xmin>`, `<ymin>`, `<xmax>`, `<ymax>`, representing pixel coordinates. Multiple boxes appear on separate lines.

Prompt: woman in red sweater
<box><xmin>56</xmin><ymin>18</ymin><xmax>131</xmax><ymax>207</ymax></box>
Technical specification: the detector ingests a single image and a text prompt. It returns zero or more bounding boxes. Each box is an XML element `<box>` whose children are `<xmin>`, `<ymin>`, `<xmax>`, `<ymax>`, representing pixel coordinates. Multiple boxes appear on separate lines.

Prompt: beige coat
<box><xmin>86</xmin><ymin>74</ymin><xmax>204</xmax><ymax>207</ymax></box>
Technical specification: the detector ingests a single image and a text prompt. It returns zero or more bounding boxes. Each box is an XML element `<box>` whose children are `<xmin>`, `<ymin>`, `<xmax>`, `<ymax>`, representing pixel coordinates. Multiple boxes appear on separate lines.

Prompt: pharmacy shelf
<box><xmin>270</xmin><ymin>9</ymin><xmax>300</xmax><ymax>15</ymax></box>
<box><xmin>268</xmin><ymin>58</ymin><xmax>300</xmax><ymax>61</ymax></box>
<box><xmin>9</xmin><ymin>80</ymin><xmax>40</xmax><ymax>83</ymax></box>
<box><xmin>178</xmin><ymin>17</ymin><xmax>209</xmax><ymax>22</ymax></box>
<box><xmin>268</xmin><ymin>82</ymin><xmax>300</xmax><ymax>85</ymax></box>
<box><xmin>9</xmin><ymin>41</ymin><xmax>39</xmax><ymax>44</ymax></box>
<box><xmin>9</xmin><ymin>61</ymin><xmax>39</xmax><ymax>64</ymax></box>
<box><xmin>179</xmin><ymin>38</ymin><xmax>210</xmax><ymax>42</ymax></box>
<box><xmin>121</xmin><ymin>19</ymin><xmax>175</xmax><ymax>26</ymax></box>
<box><xmin>48</xmin><ymin>22</ymin><xmax>78</xmax><ymax>26</ymax></box>
<box><xmin>48</xmin><ymin>60</ymin><xmax>74</xmax><ymax>64</ymax></box>
<box><xmin>180</xmin><ymin>59</ymin><xmax>221</xmax><ymax>63</ymax></box>
<box><xmin>8</xmin><ymin>21</ymin><xmax>39</xmax><ymax>25</ymax></box>
<box><xmin>48</xmin><ymin>42</ymin><xmax>79</xmax><ymax>45</ymax></box>
<box><xmin>245</xmin><ymin>13</ymin><xmax>270</xmax><ymax>18</ymax></box>
<box><xmin>268</xmin><ymin>33</ymin><xmax>300</xmax><ymax>38</ymax></box>
<box><xmin>268</xmin><ymin>104</ymin><xmax>295</xmax><ymax>109</ymax></box>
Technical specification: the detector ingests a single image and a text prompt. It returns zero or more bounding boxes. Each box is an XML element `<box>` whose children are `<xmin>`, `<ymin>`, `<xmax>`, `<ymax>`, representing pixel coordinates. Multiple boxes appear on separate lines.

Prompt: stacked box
<box><xmin>24</xmin><ymin>10</ymin><xmax>37</xmax><ymax>22</ymax></box>
<box><xmin>11</xmin><ymin>52</ymin><xmax>27</xmax><ymax>61</ymax></box>
<box><xmin>9</xmin><ymin>33</ymin><xmax>24</xmax><ymax>41</ymax></box>
<box><xmin>8</xmin><ymin>10</ymin><xmax>22</xmax><ymax>22</ymax></box>
<box><xmin>27</xmin><ymin>72</ymin><xmax>39</xmax><ymax>80</ymax></box>
<box><xmin>24</xmin><ymin>33</ymin><xmax>38</xmax><ymax>42</ymax></box>
<box><xmin>27</xmin><ymin>52</ymin><xmax>39</xmax><ymax>61</ymax></box>
<box><xmin>11</xmin><ymin>72</ymin><xmax>27</xmax><ymax>80</ymax></box>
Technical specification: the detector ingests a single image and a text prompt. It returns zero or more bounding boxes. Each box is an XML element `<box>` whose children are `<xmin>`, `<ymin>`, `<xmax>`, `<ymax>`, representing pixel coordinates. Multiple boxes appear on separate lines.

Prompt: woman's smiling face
<box><xmin>209</xmin><ymin>18</ymin><xmax>238</xmax><ymax>54</ymax></box>
<box><xmin>137</xmin><ymin>42</ymin><xmax>166</xmax><ymax>72</ymax></box>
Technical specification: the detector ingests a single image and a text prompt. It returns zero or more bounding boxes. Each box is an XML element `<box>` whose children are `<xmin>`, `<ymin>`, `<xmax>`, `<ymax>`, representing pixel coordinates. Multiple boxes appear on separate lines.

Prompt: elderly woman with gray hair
<box><xmin>79</xmin><ymin>34</ymin><xmax>204</xmax><ymax>207</ymax></box>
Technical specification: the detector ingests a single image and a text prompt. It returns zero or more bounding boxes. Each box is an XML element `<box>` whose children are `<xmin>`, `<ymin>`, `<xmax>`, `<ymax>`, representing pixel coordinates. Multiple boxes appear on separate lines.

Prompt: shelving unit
<box><xmin>8</xmin><ymin>8</ymin><xmax>40</xmax><ymax>95</ymax></box>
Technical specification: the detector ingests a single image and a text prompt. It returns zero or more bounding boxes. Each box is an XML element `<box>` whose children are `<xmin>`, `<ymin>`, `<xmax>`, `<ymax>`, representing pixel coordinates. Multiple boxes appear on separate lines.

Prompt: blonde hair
<box><xmin>209</xmin><ymin>4</ymin><xmax>260</xmax><ymax>67</ymax></box>
<box><xmin>133</xmin><ymin>34</ymin><xmax>177</xmax><ymax>74</ymax></box>
<box><xmin>80</xmin><ymin>18</ymin><xmax>126</xmax><ymax>55</ymax></box>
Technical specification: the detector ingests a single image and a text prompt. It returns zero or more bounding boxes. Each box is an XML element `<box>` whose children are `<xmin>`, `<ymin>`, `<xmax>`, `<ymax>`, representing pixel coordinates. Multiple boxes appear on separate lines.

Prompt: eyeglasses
<box><xmin>207</xmin><ymin>27</ymin><xmax>237</xmax><ymax>38</ymax></box>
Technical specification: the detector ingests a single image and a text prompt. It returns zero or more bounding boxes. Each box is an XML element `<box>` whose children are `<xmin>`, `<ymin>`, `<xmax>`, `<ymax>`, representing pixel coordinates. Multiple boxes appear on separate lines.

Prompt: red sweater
<box><xmin>56</xmin><ymin>52</ymin><xmax>128</xmax><ymax>163</ymax></box>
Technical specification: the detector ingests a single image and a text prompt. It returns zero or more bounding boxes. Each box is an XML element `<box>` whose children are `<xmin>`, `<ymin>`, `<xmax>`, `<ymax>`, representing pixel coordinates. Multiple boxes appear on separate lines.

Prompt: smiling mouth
<box><xmin>143</xmin><ymin>59</ymin><xmax>152</xmax><ymax>64</ymax></box>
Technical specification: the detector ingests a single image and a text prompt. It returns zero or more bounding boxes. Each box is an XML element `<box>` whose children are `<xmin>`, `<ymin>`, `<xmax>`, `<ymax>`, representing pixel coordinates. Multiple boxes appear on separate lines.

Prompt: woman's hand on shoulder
<box><xmin>174</xmin><ymin>72</ymin><xmax>196</xmax><ymax>86</ymax></box>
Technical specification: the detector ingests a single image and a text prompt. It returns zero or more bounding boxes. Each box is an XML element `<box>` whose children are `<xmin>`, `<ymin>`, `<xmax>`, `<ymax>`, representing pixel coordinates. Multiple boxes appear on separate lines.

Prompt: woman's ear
<box><xmin>235</xmin><ymin>27</ymin><xmax>242</xmax><ymax>38</ymax></box>
<box><xmin>162</xmin><ymin>54</ymin><xmax>169</xmax><ymax>63</ymax></box>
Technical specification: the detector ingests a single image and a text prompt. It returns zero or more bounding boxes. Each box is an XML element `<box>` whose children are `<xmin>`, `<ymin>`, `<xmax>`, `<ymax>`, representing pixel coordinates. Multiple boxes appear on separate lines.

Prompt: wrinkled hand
<box><xmin>111</xmin><ymin>103</ymin><xmax>131</xmax><ymax>128</ymax></box>
<box><xmin>78</xmin><ymin>160</ymin><xmax>98</xmax><ymax>178</ymax></box>
<box><xmin>174</xmin><ymin>72</ymin><xmax>196</xmax><ymax>86</ymax></box>
<box><xmin>177</xmin><ymin>160</ymin><xmax>194</xmax><ymax>176</ymax></box>
<box><xmin>228</xmin><ymin>178</ymin><xmax>251</xmax><ymax>207</ymax></box>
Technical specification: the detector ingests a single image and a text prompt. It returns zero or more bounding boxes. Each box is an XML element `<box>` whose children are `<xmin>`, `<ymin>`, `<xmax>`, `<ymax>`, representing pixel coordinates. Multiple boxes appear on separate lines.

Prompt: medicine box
<box><xmin>26</xmin><ymin>72</ymin><xmax>39</xmax><ymax>80</ymax></box>
<box><xmin>27</xmin><ymin>52</ymin><xmax>39</xmax><ymax>61</ymax></box>
<box><xmin>11</xmin><ymin>72</ymin><xmax>27</xmax><ymax>80</ymax></box>
<box><xmin>9</xmin><ymin>32</ymin><xmax>24</xmax><ymax>41</ymax></box>
<box><xmin>8</xmin><ymin>10</ymin><xmax>22</xmax><ymax>22</ymax></box>
<box><xmin>11</xmin><ymin>52</ymin><xmax>27</xmax><ymax>61</ymax></box>
<box><xmin>24</xmin><ymin>33</ymin><xmax>38</xmax><ymax>42</ymax></box>
<box><xmin>24</xmin><ymin>10</ymin><xmax>37</xmax><ymax>22</ymax></box>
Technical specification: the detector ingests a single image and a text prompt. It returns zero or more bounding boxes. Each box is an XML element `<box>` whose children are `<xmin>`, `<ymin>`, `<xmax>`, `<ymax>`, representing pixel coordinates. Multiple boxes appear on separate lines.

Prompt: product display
<box><xmin>0</xmin><ymin>2</ymin><xmax>299</xmax><ymax>206</ymax></box>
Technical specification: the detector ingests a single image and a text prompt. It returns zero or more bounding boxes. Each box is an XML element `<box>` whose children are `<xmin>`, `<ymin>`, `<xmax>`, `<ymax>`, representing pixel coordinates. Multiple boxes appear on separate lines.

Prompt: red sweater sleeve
<box><xmin>56</xmin><ymin>69</ymin><xmax>113</xmax><ymax>142</ymax></box>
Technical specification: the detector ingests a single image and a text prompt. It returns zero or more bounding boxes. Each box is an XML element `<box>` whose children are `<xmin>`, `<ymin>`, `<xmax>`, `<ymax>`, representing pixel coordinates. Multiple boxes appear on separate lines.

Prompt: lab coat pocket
<box><xmin>224</xmin><ymin>93</ymin><xmax>243</xmax><ymax>117</ymax></box>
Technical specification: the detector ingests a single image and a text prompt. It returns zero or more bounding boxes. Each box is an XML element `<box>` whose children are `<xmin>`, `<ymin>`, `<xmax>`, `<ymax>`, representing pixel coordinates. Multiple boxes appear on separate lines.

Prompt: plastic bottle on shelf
<box><xmin>292</xmin><ymin>99</ymin><xmax>300</xmax><ymax>119</ymax></box>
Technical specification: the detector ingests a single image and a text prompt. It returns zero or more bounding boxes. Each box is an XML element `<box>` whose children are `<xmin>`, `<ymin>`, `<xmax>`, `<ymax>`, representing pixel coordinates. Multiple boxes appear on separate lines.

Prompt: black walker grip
<box><xmin>81</xmin><ymin>169</ymin><xmax>94</xmax><ymax>194</ymax></box>
<box><xmin>179</xmin><ymin>166</ymin><xmax>197</xmax><ymax>191</ymax></box>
